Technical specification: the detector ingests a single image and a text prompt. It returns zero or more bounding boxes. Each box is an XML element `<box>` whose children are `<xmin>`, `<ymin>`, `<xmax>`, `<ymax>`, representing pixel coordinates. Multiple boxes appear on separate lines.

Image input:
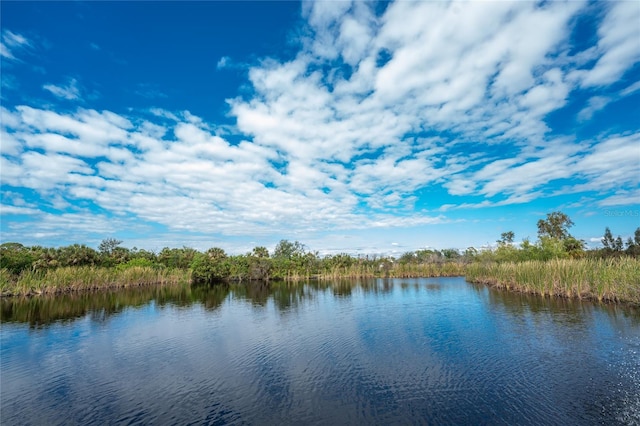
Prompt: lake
<box><xmin>1</xmin><ymin>277</ymin><xmax>639</xmax><ymax>425</ymax></box>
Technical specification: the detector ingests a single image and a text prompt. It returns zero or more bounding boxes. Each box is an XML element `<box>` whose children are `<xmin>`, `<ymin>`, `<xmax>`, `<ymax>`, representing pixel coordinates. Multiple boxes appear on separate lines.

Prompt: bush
<box><xmin>115</xmin><ymin>258</ymin><xmax>163</xmax><ymax>272</ymax></box>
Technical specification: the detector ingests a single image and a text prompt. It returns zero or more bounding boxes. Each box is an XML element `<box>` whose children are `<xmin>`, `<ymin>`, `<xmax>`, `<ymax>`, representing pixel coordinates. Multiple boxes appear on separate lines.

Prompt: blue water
<box><xmin>2</xmin><ymin>278</ymin><xmax>639</xmax><ymax>425</ymax></box>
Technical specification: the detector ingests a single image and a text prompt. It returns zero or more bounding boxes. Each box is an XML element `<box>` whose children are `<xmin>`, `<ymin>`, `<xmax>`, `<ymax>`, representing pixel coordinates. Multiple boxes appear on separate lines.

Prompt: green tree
<box><xmin>441</xmin><ymin>248</ymin><xmax>461</xmax><ymax>260</ymax></box>
<box><xmin>0</xmin><ymin>243</ymin><xmax>35</xmax><ymax>274</ymax></box>
<box><xmin>519</xmin><ymin>238</ymin><xmax>542</xmax><ymax>261</ymax></box>
<box><xmin>626</xmin><ymin>231</ymin><xmax>640</xmax><ymax>257</ymax></box>
<box><xmin>252</xmin><ymin>246</ymin><xmax>269</xmax><ymax>258</ymax></box>
<box><xmin>323</xmin><ymin>253</ymin><xmax>354</xmax><ymax>274</ymax></box>
<box><xmin>249</xmin><ymin>247</ymin><xmax>271</xmax><ymax>281</ymax></box>
<box><xmin>228</xmin><ymin>255</ymin><xmax>250</xmax><ymax>281</ymax></box>
<box><xmin>99</xmin><ymin>238</ymin><xmax>123</xmax><ymax>255</ymax></box>
<box><xmin>498</xmin><ymin>231</ymin><xmax>515</xmax><ymax>245</ymax></box>
<box><xmin>602</xmin><ymin>227</ymin><xmax>615</xmax><ymax>251</ymax></box>
<box><xmin>463</xmin><ymin>247</ymin><xmax>477</xmax><ymax>263</ymax></box>
<box><xmin>158</xmin><ymin>247</ymin><xmax>197</xmax><ymax>269</ymax></box>
<box><xmin>538</xmin><ymin>236</ymin><xmax>568</xmax><ymax>260</ymax></box>
<box><xmin>272</xmin><ymin>240</ymin><xmax>309</xmax><ymax>279</ymax></box>
<box><xmin>190</xmin><ymin>249</ymin><xmax>230</xmax><ymax>284</ymax></box>
<box><xmin>626</xmin><ymin>237</ymin><xmax>634</xmax><ymax>250</ymax></box>
<box><xmin>273</xmin><ymin>240</ymin><xmax>305</xmax><ymax>259</ymax></box>
<box><xmin>414</xmin><ymin>249</ymin><xmax>441</xmax><ymax>263</ymax></box>
<box><xmin>562</xmin><ymin>237</ymin><xmax>585</xmax><ymax>258</ymax></box>
<box><xmin>495</xmin><ymin>243</ymin><xmax>518</xmax><ymax>262</ymax></box>
<box><xmin>537</xmin><ymin>211</ymin><xmax>574</xmax><ymax>240</ymax></box>
<box><xmin>398</xmin><ymin>251</ymin><xmax>417</xmax><ymax>264</ymax></box>
<box><xmin>32</xmin><ymin>247</ymin><xmax>59</xmax><ymax>271</ymax></box>
<box><xmin>614</xmin><ymin>236</ymin><xmax>624</xmax><ymax>252</ymax></box>
<box><xmin>58</xmin><ymin>244</ymin><xmax>100</xmax><ymax>267</ymax></box>
<box><xmin>129</xmin><ymin>248</ymin><xmax>157</xmax><ymax>263</ymax></box>
<box><xmin>206</xmin><ymin>247</ymin><xmax>227</xmax><ymax>261</ymax></box>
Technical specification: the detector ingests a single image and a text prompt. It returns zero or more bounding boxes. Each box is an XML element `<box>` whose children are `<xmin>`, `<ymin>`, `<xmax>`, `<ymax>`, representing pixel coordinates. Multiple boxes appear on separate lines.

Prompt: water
<box><xmin>1</xmin><ymin>278</ymin><xmax>639</xmax><ymax>425</ymax></box>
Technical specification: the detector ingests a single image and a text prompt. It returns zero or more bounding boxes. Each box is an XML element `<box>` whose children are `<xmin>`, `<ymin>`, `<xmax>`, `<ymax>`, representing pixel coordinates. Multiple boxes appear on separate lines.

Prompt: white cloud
<box><xmin>0</xmin><ymin>30</ymin><xmax>31</xmax><ymax>60</ymax></box>
<box><xmin>0</xmin><ymin>129</ymin><xmax>22</xmax><ymax>156</ymax></box>
<box><xmin>433</xmin><ymin>130</ymin><xmax>640</xmax><ymax>210</ymax></box>
<box><xmin>231</xmin><ymin>0</ymin><xmax>591</xmax><ymax>206</ymax></box>
<box><xmin>2</xmin><ymin>1</ymin><xmax>639</xmax><ymax>249</ymax></box>
<box><xmin>580</xmin><ymin>1</ymin><xmax>640</xmax><ymax>87</ymax></box>
<box><xmin>216</xmin><ymin>56</ymin><xmax>230</xmax><ymax>69</ymax></box>
<box><xmin>0</xmin><ymin>204</ymin><xmax>40</xmax><ymax>215</ymax></box>
<box><xmin>16</xmin><ymin>106</ymin><xmax>132</xmax><ymax>145</ymax></box>
<box><xmin>5</xmin><ymin>211</ymin><xmax>129</xmax><ymax>240</ymax></box>
<box><xmin>573</xmin><ymin>133</ymin><xmax>640</xmax><ymax>192</ymax></box>
<box><xmin>598</xmin><ymin>189</ymin><xmax>640</xmax><ymax>207</ymax></box>
<box><xmin>3</xmin><ymin>106</ymin><xmax>449</xmax><ymax>238</ymax></box>
<box><xmin>2</xmin><ymin>31</ymin><xmax>30</xmax><ymax>48</ymax></box>
<box><xmin>577</xmin><ymin>96</ymin><xmax>612</xmax><ymax>121</ymax></box>
<box><xmin>0</xmin><ymin>42</ymin><xmax>14</xmax><ymax>59</ymax></box>
<box><xmin>620</xmin><ymin>81</ymin><xmax>640</xmax><ymax>97</ymax></box>
<box><xmin>43</xmin><ymin>78</ymin><xmax>82</xmax><ymax>100</ymax></box>
<box><xmin>444</xmin><ymin>178</ymin><xmax>476</xmax><ymax>196</ymax></box>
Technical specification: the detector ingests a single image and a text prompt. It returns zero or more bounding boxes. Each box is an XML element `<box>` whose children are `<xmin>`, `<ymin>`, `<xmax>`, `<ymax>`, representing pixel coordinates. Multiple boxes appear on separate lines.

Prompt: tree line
<box><xmin>487</xmin><ymin>212</ymin><xmax>640</xmax><ymax>262</ymax></box>
<box><xmin>1</xmin><ymin>211</ymin><xmax>638</xmax><ymax>283</ymax></box>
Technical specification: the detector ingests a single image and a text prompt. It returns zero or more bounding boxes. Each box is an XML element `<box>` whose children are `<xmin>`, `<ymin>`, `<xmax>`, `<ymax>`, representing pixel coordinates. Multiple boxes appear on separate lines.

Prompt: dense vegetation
<box><xmin>1</xmin><ymin>212</ymin><xmax>638</xmax><ymax>302</ymax></box>
<box><xmin>467</xmin><ymin>258</ymin><xmax>640</xmax><ymax>304</ymax></box>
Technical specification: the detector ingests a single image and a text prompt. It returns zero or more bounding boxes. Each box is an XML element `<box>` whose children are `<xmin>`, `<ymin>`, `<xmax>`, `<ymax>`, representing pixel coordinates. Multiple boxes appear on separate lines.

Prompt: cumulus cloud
<box><xmin>1</xmin><ymin>105</ymin><xmax>449</xmax><ymax>240</ymax></box>
<box><xmin>579</xmin><ymin>1</ymin><xmax>640</xmax><ymax>87</ymax></box>
<box><xmin>229</xmin><ymin>0</ymin><xmax>638</xmax><ymax>209</ymax></box>
<box><xmin>2</xmin><ymin>0</ymin><xmax>639</xmax><ymax>248</ymax></box>
<box><xmin>228</xmin><ymin>3</ymin><xmax>575</xmax><ymax>203</ymax></box>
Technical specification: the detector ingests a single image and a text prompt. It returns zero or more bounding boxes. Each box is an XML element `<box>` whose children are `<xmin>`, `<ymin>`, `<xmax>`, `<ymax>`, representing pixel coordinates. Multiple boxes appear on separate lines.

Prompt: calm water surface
<box><xmin>2</xmin><ymin>278</ymin><xmax>639</xmax><ymax>425</ymax></box>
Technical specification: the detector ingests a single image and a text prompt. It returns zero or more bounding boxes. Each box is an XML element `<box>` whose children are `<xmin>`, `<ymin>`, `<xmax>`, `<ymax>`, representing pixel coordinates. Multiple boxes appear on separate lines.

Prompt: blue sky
<box><xmin>1</xmin><ymin>1</ymin><xmax>639</xmax><ymax>255</ymax></box>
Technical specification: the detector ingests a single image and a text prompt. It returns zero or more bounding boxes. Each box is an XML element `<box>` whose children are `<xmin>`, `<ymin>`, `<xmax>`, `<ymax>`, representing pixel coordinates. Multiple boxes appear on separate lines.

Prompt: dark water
<box><xmin>1</xmin><ymin>278</ymin><xmax>639</xmax><ymax>425</ymax></box>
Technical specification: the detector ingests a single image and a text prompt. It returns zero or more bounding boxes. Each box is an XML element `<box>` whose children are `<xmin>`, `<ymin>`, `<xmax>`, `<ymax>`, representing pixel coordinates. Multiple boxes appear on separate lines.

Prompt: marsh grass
<box><xmin>392</xmin><ymin>262</ymin><xmax>466</xmax><ymax>278</ymax></box>
<box><xmin>466</xmin><ymin>258</ymin><xmax>640</xmax><ymax>304</ymax></box>
<box><xmin>316</xmin><ymin>262</ymin><xmax>466</xmax><ymax>280</ymax></box>
<box><xmin>3</xmin><ymin>258</ymin><xmax>637</xmax><ymax>305</ymax></box>
<box><xmin>1</xmin><ymin>266</ymin><xmax>192</xmax><ymax>297</ymax></box>
<box><xmin>317</xmin><ymin>265</ymin><xmax>378</xmax><ymax>279</ymax></box>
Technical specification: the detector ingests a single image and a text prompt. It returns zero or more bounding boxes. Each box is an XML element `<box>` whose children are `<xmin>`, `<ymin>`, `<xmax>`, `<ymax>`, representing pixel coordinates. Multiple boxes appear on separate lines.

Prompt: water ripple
<box><xmin>2</xmin><ymin>278</ymin><xmax>639</xmax><ymax>425</ymax></box>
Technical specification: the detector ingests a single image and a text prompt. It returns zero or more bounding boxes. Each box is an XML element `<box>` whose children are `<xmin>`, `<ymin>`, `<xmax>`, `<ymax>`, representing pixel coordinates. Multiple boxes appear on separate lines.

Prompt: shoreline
<box><xmin>465</xmin><ymin>258</ymin><xmax>640</xmax><ymax>306</ymax></box>
<box><xmin>0</xmin><ymin>266</ymin><xmax>192</xmax><ymax>298</ymax></box>
<box><xmin>2</xmin><ymin>259</ymin><xmax>639</xmax><ymax>307</ymax></box>
<box><xmin>467</xmin><ymin>277</ymin><xmax>640</xmax><ymax>307</ymax></box>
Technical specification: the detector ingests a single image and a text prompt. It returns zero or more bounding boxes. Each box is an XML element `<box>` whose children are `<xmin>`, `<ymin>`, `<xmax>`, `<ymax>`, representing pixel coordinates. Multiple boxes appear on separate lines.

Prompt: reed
<box><xmin>466</xmin><ymin>258</ymin><xmax>640</xmax><ymax>304</ymax></box>
<box><xmin>3</xmin><ymin>258</ymin><xmax>637</xmax><ymax>306</ymax></box>
<box><xmin>389</xmin><ymin>262</ymin><xmax>466</xmax><ymax>278</ymax></box>
<box><xmin>1</xmin><ymin>266</ymin><xmax>192</xmax><ymax>297</ymax></box>
<box><xmin>314</xmin><ymin>262</ymin><xmax>466</xmax><ymax>280</ymax></box>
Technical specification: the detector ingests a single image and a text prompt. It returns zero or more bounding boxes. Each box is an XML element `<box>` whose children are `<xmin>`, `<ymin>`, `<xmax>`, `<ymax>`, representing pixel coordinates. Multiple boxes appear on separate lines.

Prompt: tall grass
<box><xmin>1</xmin><ymin>266</ymin><xmax>192</xmax><ymax>297</ymax></box>
<box><xmin>466</xmin><ymin>258</ymin><xmax>640</xmax><ymax>304</ymax></box>
<box><xmin>390</xmin><ymin>262</ymin><xmax>466</xmax><ymax>278</ymax></box>
<box><xmin>315</xmin><ymin>262</ymin><xmax>466</xmax><ymax>280</ymax></box>
<box><xmin>3</xmin><ymin>258</ymin><xmax>638</xmax><ymax>306</ymax></box>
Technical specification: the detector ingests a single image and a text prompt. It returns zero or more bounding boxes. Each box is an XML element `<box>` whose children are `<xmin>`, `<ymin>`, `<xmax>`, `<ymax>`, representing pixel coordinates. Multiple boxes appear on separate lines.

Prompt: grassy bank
<box><xmin>0</xmin><ymin>266</ymin><xmax>192</xmax><ymax>297</ymax></box>
<box><xmin>466</xmin><ymin>258</ymin><xmax>640</xmax><ymax>305</ymax></box>
<box><xmin>2</xmin><ymin>258</ymin><xmax>638</xmax><ymax>306</ymax></box>
<box><xmin>0</xmin><ymin>263</ymin><xmax>463</xmax><ymax>296</ymax></box>
<box><xmin>315</xmin><ymin>262</ymin><xmax>466</xmax><ymax>280</ymax></box>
